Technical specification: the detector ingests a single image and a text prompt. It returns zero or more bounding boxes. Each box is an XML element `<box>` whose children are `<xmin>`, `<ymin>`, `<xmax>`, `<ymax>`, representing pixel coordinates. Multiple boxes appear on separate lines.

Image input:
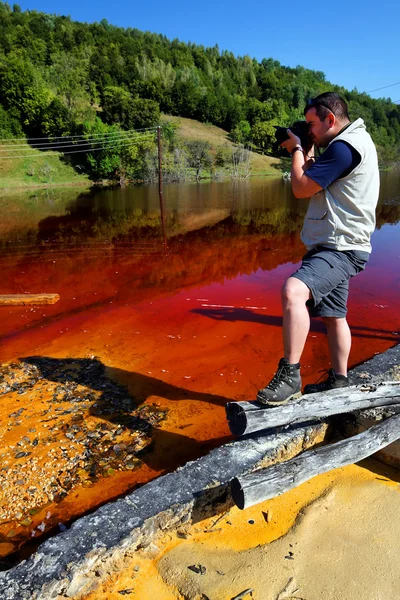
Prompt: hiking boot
<box><xmin>303</xmin><ymin>368</ymin><xmax>349</xmax><ymax>394</ymax></box>
<box><xmin>257</xmin><ymin>358</ymin><xmax>302</xmax><ymax>406</ymax></box>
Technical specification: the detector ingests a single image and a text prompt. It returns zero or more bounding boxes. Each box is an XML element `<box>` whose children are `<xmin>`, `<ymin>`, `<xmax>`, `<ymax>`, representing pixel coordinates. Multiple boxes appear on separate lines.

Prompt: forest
<box><xmin>1</xmin><ymin>1</ymin><xmax>399</xmax><ymax>181</ymax></box>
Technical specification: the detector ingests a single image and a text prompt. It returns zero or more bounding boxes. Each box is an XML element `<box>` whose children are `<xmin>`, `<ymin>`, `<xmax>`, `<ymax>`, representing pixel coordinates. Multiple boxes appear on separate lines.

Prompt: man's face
<box><xmin>305</xmin><ymin>107</ymin><xmax>333</xmax><ymax>148</ymax></box>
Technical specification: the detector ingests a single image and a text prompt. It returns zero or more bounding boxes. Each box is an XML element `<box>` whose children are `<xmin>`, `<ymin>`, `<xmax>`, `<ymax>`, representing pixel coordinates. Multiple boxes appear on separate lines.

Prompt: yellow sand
<box><xmin>82</xmin><ymin>458</ymin><xmax>400</xmax><ymax>600</ymax></box>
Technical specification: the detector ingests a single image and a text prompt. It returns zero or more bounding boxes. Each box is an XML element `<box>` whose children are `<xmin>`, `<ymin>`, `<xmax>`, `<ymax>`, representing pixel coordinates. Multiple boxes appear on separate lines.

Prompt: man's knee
<box><xmin>322</xmin><ymin>316</ymin><xmax>348</xmax><ymax>329</ymax></box>
<box><xmin>282</xmin><ymin>277</ymin><xmax>311</xmax><ymax>305</ymax></box>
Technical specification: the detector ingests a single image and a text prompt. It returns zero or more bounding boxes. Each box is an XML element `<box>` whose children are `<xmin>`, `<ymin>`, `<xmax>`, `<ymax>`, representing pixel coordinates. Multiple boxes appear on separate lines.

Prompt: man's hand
<box><xmin>280</xmin><ymin>129</ymin><xmax>303</xmax><ymax>154</ymax></box>
<box><xmin>281</xmin><ymin>131</ymin><xmax>322</xmax><ymax>198</ymax></box>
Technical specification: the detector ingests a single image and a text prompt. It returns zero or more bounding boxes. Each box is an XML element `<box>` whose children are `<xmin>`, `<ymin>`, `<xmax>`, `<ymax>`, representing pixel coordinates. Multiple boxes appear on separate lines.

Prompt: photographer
<box><xmin>257</xmin><ymin>92</ymin><xmax>379</xmax><ymax>405</ymax></box>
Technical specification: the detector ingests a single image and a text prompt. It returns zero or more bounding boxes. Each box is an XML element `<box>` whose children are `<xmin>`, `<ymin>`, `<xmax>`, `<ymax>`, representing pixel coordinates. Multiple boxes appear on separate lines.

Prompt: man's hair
<box><xmin>304</xmin><ymin>92</ymin><xmax>350</xmax><ymax>122</ymax></box>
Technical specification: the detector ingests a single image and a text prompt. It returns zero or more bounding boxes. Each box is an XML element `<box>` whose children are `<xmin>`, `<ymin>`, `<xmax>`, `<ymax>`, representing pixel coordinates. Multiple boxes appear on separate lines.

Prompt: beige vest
<box><xmin>301</xmin><ymin>118</ymin><xmax>380</xmax><ymax>252</ymax></box>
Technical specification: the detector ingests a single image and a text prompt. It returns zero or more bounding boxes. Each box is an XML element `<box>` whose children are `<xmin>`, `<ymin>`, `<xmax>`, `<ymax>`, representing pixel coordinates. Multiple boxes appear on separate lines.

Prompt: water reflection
<box><xmin>0</xmin><ymin>175</ymin><xmax>399</xmax><ymax>342</ymax></box>
<box><xmin>1</xmin><ymin>174</ymin><xmax>399</xmax><ymax>338</ymax></box>
<box><xmin>0</xmin><ymin>174</ymin><xmax>399</xmax><ymax>563</ymax></box>
<box><xmin>1</xmin><ymin>175</ymin><xmax>400</xmax><ymax>252</ymax></box>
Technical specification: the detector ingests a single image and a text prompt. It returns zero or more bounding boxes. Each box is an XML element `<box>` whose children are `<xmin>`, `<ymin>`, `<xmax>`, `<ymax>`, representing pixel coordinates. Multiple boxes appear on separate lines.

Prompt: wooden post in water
<box><xmin>230</xmin><ymin>411</ymin><xmax>400</xmax><ymax>509</ymax></box>
<box><xmin>225</xmin><ymin>382</ymin><xmax>400</xmax><ymax>436</ymax></box>
<box><xmin>157</xmin><ymin>126</ymin><xmax>167</xmax><ymax>253</ymax></box>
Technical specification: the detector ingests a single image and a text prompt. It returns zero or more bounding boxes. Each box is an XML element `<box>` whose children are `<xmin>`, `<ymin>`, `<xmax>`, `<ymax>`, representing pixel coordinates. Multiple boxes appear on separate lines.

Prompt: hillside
<box><xmin>0</xmin><ymin>144</ymin><xmax>91</xmax><ymax>189</ymax></box>
<box><xmin>162</xmin><ymin>115</ymin><xmax>282</xmax><ymax>177</ymax></box>
<box><xmin>0</xmin><ymin>0</ymin><xmax>399</xmax><ymax>183</ymax></box>
<box><xmin>0</xmin><ymin>116</ymin><xmax>282</xmax><ymax>189</ymax></box>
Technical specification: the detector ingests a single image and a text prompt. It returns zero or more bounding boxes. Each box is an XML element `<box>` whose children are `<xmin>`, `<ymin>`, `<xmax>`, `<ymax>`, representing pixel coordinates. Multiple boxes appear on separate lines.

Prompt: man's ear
<box><xmin>328</xmin><ymin>112</ymin><xmax>335</xmax><ymax>127</ymax></box>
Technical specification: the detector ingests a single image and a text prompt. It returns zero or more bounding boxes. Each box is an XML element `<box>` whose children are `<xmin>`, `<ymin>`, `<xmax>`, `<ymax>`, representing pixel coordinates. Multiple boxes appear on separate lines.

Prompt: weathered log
<box><xmin>0</xmin><ymin>294</ymin><xmax>60</xmax><ymax>305</ymax></box>
<box><xmin>226</xmin><ymin>382</ymin><xmax>400</xmax><ymax>436</ymax></box>
<box><xmin>230</xmin><ymin>411</ymin><xmax>400</xmax><ymax>509</ymax></box>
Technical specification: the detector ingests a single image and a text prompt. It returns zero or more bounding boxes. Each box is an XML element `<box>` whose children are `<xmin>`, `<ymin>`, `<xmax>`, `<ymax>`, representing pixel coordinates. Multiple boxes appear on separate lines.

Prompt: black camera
<box><xmin>273</xmin><ymin>120</ymin><xmax>311</xmax><ymax>157</ymax></box>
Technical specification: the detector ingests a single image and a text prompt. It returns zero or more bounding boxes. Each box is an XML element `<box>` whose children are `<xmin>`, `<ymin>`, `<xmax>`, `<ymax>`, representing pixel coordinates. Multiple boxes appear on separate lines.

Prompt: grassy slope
<box><xmin>0</xmin><ymin>116</ymin><xmax>282</xmax><ymax>188</ymax></box>
<box><xmin>0</xmin><ymin>143</ymin><xmax>90</xmax><ymax>189</ymax></box>
<box><xmin>162</xmin><ymin>114</ymin><xmax>283</xmax><ymax>176</ymax></box>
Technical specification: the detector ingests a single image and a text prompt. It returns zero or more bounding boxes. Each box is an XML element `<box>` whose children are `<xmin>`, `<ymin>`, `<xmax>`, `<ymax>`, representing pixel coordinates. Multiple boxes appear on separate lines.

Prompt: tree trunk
<box><xmin>226</xmin><ymin>382</ymin><xmax>400</xmax><ymax>436</ymax></box>
<box><xmin>231</xmin><ymin>411</ymin><xmax>400</xmax><ymax>509</ymax></box>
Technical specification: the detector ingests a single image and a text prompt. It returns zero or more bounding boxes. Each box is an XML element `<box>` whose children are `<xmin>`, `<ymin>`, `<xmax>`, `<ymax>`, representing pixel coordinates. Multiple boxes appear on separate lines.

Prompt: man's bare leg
<box><xmin>303</xmin><ymin>316</ymin><xmax>350</xmax><ymax>394</ymax></box>
<box><xmin>282</xmin><ymin>276</ymin><xmax>312</xmax><ymax>363</ymax></box>
<box><xmin>257</xmin><ymin>277</ymin><xmax>311</xmax><ymax>405</ymax></box>
<box><xmin>323</xmin><ymin>316</ymin><xmax>351</xmax><ymax>376</ymax></box>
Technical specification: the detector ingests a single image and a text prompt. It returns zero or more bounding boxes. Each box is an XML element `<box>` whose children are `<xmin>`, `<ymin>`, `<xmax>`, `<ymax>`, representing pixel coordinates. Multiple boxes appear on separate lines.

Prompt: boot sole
<box><xmin>303</xmin><ymin>383</ymin><xmax>349</xmax><ymax>395</ymax></box>
<box><xmin>257</xmin><ymin>390</ymin><xmax>302</xmax><ymax>407</ymax></box>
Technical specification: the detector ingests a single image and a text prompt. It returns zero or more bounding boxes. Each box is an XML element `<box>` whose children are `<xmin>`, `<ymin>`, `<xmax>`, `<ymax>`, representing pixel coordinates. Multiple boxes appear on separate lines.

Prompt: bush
<box><xmin>214</xmin><ymin>145</ymin><xmax>232</xmax><ymax>167</ymax></box>
<box><xmin>0</xmin><ymin>103</ymin><xmax>23</xmax><ymax>138</ymax></box>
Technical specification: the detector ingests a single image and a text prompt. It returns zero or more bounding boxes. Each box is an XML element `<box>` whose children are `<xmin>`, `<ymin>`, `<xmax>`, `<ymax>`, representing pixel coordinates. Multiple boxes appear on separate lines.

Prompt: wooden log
<box><xmin>226</xmin><ymin>382</ymin><xmax>400</xmax><ymax>436</ymax></box>
<box><xmin>0</xmin><ymin>294</ymin><xmax>60</xmax><ymax>306</ymax></box>
<box><xmin>230</xmin><ymin>411</ymin><xmax>400</xmax><ymax>509</ymax></box>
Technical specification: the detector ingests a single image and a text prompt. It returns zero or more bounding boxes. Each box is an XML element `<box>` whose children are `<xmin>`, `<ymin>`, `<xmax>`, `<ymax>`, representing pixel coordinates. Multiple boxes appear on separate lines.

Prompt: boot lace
<box><xmin>266</xmin><ymin>364</ymin><xmax>292</xmax><ymax>391</ymax></box>
<box><xmin>311</xmin><ymin>368</ymin><xmax>336</xmax><ymax>389</ymax></box>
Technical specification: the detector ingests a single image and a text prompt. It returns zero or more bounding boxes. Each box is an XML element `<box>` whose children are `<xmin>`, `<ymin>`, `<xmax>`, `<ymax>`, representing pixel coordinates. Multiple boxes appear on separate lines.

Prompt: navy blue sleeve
<box><xmin>305</xmin><ymin>141</ymin><xmax>361</xmax><ymax>189</ymax></box>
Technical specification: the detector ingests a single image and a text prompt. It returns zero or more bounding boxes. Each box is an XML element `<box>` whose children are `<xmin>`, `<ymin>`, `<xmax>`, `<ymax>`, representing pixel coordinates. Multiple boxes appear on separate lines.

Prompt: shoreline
<box><xmin>0</xmin><ymin>344</ymin><xmax>398</xmax><ymax>598</ymax></box>
<box><xmin>1</xmin><ymin>163</ymin><xmax>396</xmax><ymax>193</ymax></box>
<box><xmin>0</xmin><ymin>172</ymin><xmax>281</xmax><ymax>193</ymax></box>
<box><xmin>0</xmin><ymin>181</ymin><xmax>102</xmax><ymax>192</ymax></box>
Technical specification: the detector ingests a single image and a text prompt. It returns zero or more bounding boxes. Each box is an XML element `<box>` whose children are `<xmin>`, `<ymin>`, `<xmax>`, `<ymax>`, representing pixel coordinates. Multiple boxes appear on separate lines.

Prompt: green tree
<box><xmin>41</xmin><ymin>98</ymin><xmax>71</xmax><ymax>136</ymax></box>
<box><xmin>0</xmin><ymin>1</ymin><xmax>399</xmax><ymax>167</ymax></box>
<box><xmin>81</xmin><ymin>118</ymin><xmax>121</xmax><ymax>179</ymax></box>
<box><xmin>47</xmin><ymin>51</ymin><xmax>93</xmax><ymax>122</ymax></box>
<box><xmin>230</xmin><ymin>120</ymin><xmax>251</xmax><ymax>144</ymax></box>
<box><xmin>102</xmin><ymin>87</ymin><xmax>160</xmax><ymax>130</ymax></box>
<box><xmin>251</xmin><ymin>119</ymin><xmax>279</xmax><ymax>154</ymax></box>
<box><xmin>160</xmin><ymin>120</ymin><xmax>179</xmax><ymax>150</ymax></box>
<box><xmin>130</xmin><ymin>97</ymin><xmax>160</xmax><ymax>129</ymax></box>
<box><xmin>185</xmin><ymin>140</ymin><xmax>212</xmax><ymax>180</ymax></box>
<box><xmin>214</xmin><ymin>144</ymin><xmax>232</xmax><ymax>167</ymax></box>
<box><xmin>0</xmin><ymin>103</ymin><xmax>23</xmax><ymax>137</ymax></box>
<box><xmin>102</xmin><ymin>85</ymin><xmax>132</xmax><ymax>126</ymax></box>
<box><xmin>0</xmin><ymin>51</ymin><xmax>50</xmax><ymax>132</ymax></box>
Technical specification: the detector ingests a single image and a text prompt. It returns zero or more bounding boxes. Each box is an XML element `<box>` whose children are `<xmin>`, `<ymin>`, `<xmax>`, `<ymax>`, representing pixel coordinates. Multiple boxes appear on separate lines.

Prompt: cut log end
<box><xmin>225</xmin><ymin>402</ymin><xmax>248</xmax><ymax>436</ymax></box>
<box><xmin>231</xmin><ymin>411</ymin><xmax>400</xmax><ymax>510</ymax></box>
<box><xmin>230</xmin><ymin>477</ymin><xmax>245</xmax><ymax>510</ymax></box>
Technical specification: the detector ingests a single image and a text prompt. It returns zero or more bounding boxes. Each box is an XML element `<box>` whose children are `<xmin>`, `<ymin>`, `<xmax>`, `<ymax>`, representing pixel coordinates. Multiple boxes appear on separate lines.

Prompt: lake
<box><xmin>0</xmin><ymin>173</ymin><xmax>399</xmax><ymax>561</ymax></box>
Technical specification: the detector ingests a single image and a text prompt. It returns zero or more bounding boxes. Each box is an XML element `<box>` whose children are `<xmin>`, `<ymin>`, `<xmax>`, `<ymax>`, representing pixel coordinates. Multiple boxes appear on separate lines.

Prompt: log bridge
<box><xmin>226</xmin><ymin>382</ymin><xmax>400</xmax><ymax>510</ymax></box>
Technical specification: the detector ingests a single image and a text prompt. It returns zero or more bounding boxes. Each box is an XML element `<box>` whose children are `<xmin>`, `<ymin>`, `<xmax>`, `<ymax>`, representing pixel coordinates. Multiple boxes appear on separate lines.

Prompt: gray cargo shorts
<box><xmin>291</xmin><ymin>245</ymin><xmax>369</xmax><ymax>318</ymax></box>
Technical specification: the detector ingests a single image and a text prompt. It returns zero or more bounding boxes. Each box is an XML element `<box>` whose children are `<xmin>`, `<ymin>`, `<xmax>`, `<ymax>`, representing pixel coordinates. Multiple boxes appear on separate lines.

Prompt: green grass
<box><xmin>0</xmin><ymin>116</ymin><xmax>283</xmax><ymax>188</ymax></box>
<box><xmin>162</xmin><ymin>114</ymin><xmax>283</xmax><ymax>177</ymax></box>
<box><xmin>0</xmin><ymin>142</ymin><xmax>90</xmax><ymax>189</ymax></box>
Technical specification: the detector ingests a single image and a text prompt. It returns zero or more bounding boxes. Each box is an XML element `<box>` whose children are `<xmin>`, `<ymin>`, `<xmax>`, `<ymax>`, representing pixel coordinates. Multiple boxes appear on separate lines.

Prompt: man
<box><xmin>257</xmin><ymin>92</ymin><xmax>379</xmax><ymax>406</ymax></box>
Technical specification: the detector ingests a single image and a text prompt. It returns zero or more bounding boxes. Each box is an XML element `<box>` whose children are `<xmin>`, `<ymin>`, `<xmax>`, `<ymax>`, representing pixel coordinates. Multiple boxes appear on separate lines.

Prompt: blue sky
<box><xmin>18</xmin><ymin>0</ymin><xmax>400</xmax><ymax>103</ymax></box>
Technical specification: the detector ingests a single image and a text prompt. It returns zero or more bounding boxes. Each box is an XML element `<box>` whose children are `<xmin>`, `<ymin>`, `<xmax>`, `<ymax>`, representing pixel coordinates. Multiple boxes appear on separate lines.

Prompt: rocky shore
<box><xmin>0</xmin><ymin>357</ymin><xmax>167</xmax><ymax>564</ymax></box>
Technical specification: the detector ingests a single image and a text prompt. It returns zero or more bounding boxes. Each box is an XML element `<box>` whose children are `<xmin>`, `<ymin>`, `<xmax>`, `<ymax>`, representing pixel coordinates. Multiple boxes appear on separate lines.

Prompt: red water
<box><xmin>0</xmin><ymin>200</ymin><xmax>399</xmax><ymax>560</ymax></box>
<box><xmin>1</xmin><ymin>225</ymin><xmax>398</xmax><ymax>380</ymax></box>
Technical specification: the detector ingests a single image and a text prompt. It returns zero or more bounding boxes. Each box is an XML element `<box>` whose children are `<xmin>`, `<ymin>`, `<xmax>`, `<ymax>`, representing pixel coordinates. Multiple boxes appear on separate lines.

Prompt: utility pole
<box><xmin>157</xmin><ymin>126</ymin><xmax>167</xmax><ymax>253</ymax></box>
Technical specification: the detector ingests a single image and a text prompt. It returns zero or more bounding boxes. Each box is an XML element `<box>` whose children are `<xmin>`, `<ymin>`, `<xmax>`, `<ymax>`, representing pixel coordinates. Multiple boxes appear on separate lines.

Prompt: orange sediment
<box><xmin>81</xmin><ymin>460</ymin><xmax>400</xmax><ymax>600</ymax></box>
<box><xmin>0</xmin><ymin>229</ymin><xmax>399</xmax><ymax>562</ymax></box>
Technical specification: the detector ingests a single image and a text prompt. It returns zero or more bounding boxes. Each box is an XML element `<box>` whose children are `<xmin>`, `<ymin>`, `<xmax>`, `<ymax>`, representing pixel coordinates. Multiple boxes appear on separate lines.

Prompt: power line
<box><xmin>0</xmin><ymin>128</ymin><xmax>158</xmax><ymax>148</ymax></box>
<box><xmin>366</xmin><ymin>81</ymin><xmax>400</xmax><ymax>94</ymax></box>
<box><xmin>0</xmin><ymin>136</ymin><xmax>155</xmax><ymax>158</ymax></box>
<box><xmin>0</xmin><ymin>126</ymin><xmax>158</xmax><ymax>143</ymax></box>
<box><xmin>0</xmin><ymin>131</ymin><xmax>156</xmax><ymax>152</ymax></box>
<box><xmin>0</xmin><ymin>134</ymin><xmax>155</xmax><ymax>159</ymax></box>
<box><xmin>0</xmin><ymin>129</ymin><xmax>156</xmax><ymax>149</ymax></box>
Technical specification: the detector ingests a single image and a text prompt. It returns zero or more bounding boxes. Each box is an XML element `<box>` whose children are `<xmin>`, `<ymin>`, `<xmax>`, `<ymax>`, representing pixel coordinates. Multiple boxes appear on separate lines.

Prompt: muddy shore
<box><xmin>0</xmin><ymin>344</ymin><xmax>399</xmax><ymax>599</ymax></box>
